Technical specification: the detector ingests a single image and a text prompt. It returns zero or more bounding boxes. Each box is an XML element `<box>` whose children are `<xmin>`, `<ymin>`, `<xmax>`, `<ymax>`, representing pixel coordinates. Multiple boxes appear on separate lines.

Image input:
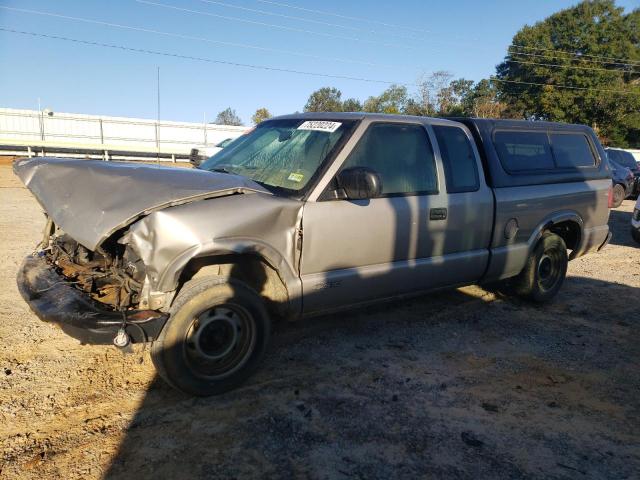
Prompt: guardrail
<box><xmin>0</xmin><ymin>108</ymin><xmax>247</xmax><ymax>162</ymax></box>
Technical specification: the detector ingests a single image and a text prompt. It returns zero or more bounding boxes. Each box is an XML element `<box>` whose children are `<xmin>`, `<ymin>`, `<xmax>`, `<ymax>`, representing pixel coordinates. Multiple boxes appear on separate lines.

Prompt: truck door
<box><xmin>299</xmin><ymin>120</ymin><xmax>492</xmax><ymax>315</ymax></box>
<box><xmin>430</xmin><ymin>123</ymin><xmax>494</xmax><ymax>270</ymax></box>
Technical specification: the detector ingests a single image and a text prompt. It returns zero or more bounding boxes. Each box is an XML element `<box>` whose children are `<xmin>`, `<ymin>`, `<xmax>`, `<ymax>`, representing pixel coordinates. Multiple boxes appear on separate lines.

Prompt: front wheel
<box><xmin>632</xmin><ymin>227</ymin><xmax>640</xmax><ymax>245</ymax></box>
<box><xmin>512</xmin><ymin>232</ymin><xmax>568</xmax><ymax>303</ymax></box>
<box><xmin>151</xmin><ymin>276</ymin><xmax>271</xmax><ymax>396</ymax></box>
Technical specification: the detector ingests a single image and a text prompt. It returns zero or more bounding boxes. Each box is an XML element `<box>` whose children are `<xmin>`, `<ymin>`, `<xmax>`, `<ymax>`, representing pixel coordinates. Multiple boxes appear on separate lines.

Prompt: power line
<box><xmin>506</xmin><ymin>58</ymin><xmax>639</xmax><ymax>74</ymax></box>
<box><xmin>136</xmin><ymin>0</ymin><xmax>421</xmax><ymax>51</ymax></box>
<box><xmin>0</xmin><ymin>27</ymin><xmax>420</xmax><ymax>86</ymax></box>
<box><xmin>195</xmin><ymin>0</ymin><xmax>425</xmax><ymax>42</ymax></box>
<box><xmin>2</xmin><ymin>26</ymin><xmax>637</xmax><ymax>97</ymax></box>
<box><xmin>255</xmin><ymin>0</ymin><xmax>429</xmax><ymax>34</ymax></box>
<box><xmin>197</xmin><ymin>0</ymin><xmax>365</xmax><ymax>32</ymax></box>
<box><xmin>510</xmin><ymin>44</ymin><xmax>640</xmax><ymax>67</ymax></box>
<box><xmin>490</xmin><ymin>76</ymin><xmax>639</xmax><ymax>95</ymax></box>
<box><xmin>257</xmin><ymin>0</ymin><xmax>640</xmax><ymax>67</ymax></box>
<box><xmin>141</xmin><ymin>1</ymin><xmax>637</xmax><ymax>72</ymax></box>
<box><xmin>16</xmin><ymin>4</ymin><xmax>634</xmax><ymax>78</ymax></box>
<box><xmin>0</xmin><ymin>5</ymin><xmax>394</xmax><ymax>69</ymax></box>
<box><xmin>507</xmin><ymin>47</ymin><xmax>640</xmax><ymax>69</ymax></box>
<box><xmin>5</xmin><ymin>4</ymin><xmax>634</xmax><ymax>75</ymax></box>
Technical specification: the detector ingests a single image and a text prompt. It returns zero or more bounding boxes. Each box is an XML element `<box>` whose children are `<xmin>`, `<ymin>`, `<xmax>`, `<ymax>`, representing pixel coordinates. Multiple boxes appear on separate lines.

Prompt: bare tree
<box><xmin>215</xmin><ymin>108</ymin><xmax>243</xmax><ymax>126</ymax></box>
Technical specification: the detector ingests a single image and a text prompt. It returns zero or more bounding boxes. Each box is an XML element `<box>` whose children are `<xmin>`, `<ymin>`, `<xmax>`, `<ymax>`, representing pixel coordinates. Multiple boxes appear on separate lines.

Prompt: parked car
<box><xmin>15</xmin><ymin>113</ymin><xmax>612</xmax><ymax>396</ymax></box>
<box><xmin>189</xmin><ymin>138</ymin><xmax>237</xmax><ymax>167</ymax></box>
<box><xmin>607</xmin><ymin>155</ymin><xmax>635</xmax><ymax>208</ymax></box>
<box><xmin>606</xmin><ymin>147</ymin><xmax>639</xmax><ymax>197</ymax></box>
<box><xmin>632</xmin><ymin>196</ymin><xmax>640</xmax><ymax>244</ymax></box>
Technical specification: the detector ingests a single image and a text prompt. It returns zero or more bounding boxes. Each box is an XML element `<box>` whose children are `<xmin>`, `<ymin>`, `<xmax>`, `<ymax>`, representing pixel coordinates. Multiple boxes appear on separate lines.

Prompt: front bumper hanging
<box><xmin>17</xmin><ymin>254</ymin><xmax>168</xmax><ymax>345</ymax></box>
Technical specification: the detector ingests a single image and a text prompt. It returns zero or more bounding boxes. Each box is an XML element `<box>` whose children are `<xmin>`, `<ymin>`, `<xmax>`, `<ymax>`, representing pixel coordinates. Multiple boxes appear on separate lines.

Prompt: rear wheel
<box><xmin>151</xmin><ymin>276</ymin><xmax>271</xmax><ymax>396</ymax></box>
<box><xmin>612</xmin><ymin>184</ymin><xmax>625</xmax><ymax>208</ymax></box>
<box><xmin>512</xmin><ymin>232</ymin><xmax>568</xmax><ymax>303</ymax></box>
<box><xmin>632</xmin><ymin>227</ymin><xmax>640</xmax><ymax>245</ymax></box>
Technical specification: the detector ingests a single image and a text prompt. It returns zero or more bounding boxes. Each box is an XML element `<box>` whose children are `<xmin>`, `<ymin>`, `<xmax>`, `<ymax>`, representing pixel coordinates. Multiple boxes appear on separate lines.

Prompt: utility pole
<box><xmin>156</xmin><ymin>66</ymin><xmax>161</xmax><ymax>164</ymax></box>
<box><xmin>37</xmin><ymin>97</ymin><xmax>45</xmax><ymax>142</ymax></box>
<box><xmin>203</xmin><ymin>111</ymin><xmax>207</xmax><ymax>146</ymax></box>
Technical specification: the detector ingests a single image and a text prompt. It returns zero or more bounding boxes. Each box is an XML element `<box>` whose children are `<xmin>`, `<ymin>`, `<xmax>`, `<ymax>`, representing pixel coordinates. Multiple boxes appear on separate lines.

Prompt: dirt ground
<box><xmin>1</xmin><ymin>163</ymin><xmax>639</xmax><ymax>479</ymax></box>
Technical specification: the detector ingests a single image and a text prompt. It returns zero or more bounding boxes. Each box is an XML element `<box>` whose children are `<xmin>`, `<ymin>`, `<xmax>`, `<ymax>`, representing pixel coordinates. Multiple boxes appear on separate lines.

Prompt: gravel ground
<box><xmin>1</xmin><ymin>163</ymin><xmax>639</xmax><ymax>480</ymax></box>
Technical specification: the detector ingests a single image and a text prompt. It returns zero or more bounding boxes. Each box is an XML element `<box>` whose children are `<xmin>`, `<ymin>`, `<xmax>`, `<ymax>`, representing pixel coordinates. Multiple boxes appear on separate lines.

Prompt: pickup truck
<box><xmin>15</xmin><ymin>113</ymin><xmax>612</xmax><ymax>396</ymax></box>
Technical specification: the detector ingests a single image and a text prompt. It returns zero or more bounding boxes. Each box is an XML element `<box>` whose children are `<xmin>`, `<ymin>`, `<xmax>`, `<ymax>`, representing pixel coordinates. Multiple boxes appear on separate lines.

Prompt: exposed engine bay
<box><xmin>45</xmin><ymin>225</ymin><xmax>146</xmax><ymax>310</ymax></box>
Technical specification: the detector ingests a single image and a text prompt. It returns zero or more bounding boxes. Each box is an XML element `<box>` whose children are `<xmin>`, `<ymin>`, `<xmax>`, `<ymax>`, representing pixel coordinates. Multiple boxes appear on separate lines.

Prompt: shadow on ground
<box><xmin>104</xmin><ymin>275</ymin><xmax>640</xmax><ymax>479</ymax></box>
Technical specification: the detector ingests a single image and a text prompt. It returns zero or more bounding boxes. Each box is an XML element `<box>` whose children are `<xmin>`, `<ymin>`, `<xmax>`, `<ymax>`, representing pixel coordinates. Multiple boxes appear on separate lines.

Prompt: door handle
<box><xmin>430</xmin><ymin>208</ymin><xmax>447</xmax><ymax>220</ymax></box>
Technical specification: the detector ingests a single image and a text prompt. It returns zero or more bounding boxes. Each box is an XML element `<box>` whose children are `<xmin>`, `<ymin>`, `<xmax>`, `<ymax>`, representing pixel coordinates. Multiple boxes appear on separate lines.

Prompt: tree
<box><xmin>251</xmin><ymin>107</ymin><xmax>272</xmax><ymax>125</ymax></box>
<box><xmin>407</xmin><ymin>73</ymin><xmax>476</xmax><ymax>117</ymax></box>
<box><xmin>496</xmin><ymin>0</ymin><xmax>640</xmax><ymax>146</ymax></box>
<box><xmin>304</xmin><ymin>87</ymin><xmax>343</xmax><ymax>112</ymax></box>
<box><xmin>461</xmin><ymin>79</ymin><xmax>509</xmax><ymax>118</ymax></box>
<box><xmin>215</xmin><ymin>107</ymin><xmax>243</xmax><ymax>126</ymax></box>
<box><xmin>363</xmin><ymin>84</ymin><xmax>408</xmax><ymax>114</ymax></box>
<box><xmin>342</xmin><ymin>98</ymin><xmax>363</xmax><ymax>112</ymax></box>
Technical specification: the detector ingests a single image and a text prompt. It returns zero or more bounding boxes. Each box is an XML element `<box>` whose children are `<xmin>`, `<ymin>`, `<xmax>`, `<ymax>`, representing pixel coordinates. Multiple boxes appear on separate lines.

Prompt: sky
<box><xmin>0</xmin><ymin>0</ymin><xmax>637</xmax><ymax>124</ymax></box>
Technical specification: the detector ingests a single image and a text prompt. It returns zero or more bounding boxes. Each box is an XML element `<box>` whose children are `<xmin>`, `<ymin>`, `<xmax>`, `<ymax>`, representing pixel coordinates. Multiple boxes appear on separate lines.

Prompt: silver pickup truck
<box><xmin>15</xmin><ymin>113</ymin><xmax>612</xmax><ymax>396</ymax></box>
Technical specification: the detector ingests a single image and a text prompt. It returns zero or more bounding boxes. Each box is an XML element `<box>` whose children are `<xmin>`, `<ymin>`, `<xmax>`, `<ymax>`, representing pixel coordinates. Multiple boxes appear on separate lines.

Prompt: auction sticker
<box><xmin>297</xmin><ymin>121</ymin><xmax>342</xmax><ymax>133</ymax></box>
<box><xmin>288</xmin><ymin>172</ymin><xmax>305</xmax><ymax>183</ymax></box>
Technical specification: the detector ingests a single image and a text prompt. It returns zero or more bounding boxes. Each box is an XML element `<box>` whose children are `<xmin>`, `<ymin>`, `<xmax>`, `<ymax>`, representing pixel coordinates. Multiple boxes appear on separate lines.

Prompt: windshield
<box><xmin>608</xmin><ymin>149</ymin><xmax>637</xmax><ymax>169</ymax></box>
<box><xmin>199</xmin><ymin>119</ymin><xmax>356</xmax><ymax>193</ymax></box>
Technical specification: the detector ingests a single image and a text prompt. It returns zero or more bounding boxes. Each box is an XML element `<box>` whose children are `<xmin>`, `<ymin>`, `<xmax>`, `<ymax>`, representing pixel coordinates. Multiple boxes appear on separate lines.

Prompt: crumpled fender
<box><xmin>121</xmin><ymin>192</ymin><xmax>304</xmax><ymax>316</ymax></box>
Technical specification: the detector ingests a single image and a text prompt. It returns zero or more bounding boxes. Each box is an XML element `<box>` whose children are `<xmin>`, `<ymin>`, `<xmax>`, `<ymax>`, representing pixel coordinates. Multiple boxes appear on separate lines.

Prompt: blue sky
<box><xmin>0</xmin><ymin>0</ymin><xmax>637</xmax><ymax>124</ymax></box>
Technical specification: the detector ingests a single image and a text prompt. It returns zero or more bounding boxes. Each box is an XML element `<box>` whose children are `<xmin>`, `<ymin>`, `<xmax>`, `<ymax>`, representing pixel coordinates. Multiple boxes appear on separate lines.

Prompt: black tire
<box><xmin>511</xmin><ymin>232</ymin><xmax>568</xmax><ymax>303</ymax></box>
<box><xmin>612</xmin><ymin>184</ymin><xmax>625</xmax><ymax>208</ymax></box>
<box><xmin>632</xmin><ymin>227</ymin><xmax>640</xmax><ymax>245</ymax></box>
<box><xmin>151</xmin><ymin>276</ymin><xmax>271</xmax><ymax>396</ymax></box>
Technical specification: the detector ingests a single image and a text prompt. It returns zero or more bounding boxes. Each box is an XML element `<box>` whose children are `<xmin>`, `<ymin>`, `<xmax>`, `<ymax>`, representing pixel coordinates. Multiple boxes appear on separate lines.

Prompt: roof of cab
<box><xmin>453</xmin><ymin>117</ymin><xmax>595</xmax><ymax>132</ymax></box>
<box><xmin>269</xmin><ymin>111</ymin><xmax>463</xmax><ymax>125</ymax></box>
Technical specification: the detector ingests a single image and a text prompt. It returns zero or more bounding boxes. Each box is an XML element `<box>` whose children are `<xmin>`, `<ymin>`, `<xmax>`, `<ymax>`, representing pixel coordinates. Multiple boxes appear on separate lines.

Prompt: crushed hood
<box><xmin>14</xmin><ymin>157</ymin><xmax>270</xmax><ymax>250</ymax></box>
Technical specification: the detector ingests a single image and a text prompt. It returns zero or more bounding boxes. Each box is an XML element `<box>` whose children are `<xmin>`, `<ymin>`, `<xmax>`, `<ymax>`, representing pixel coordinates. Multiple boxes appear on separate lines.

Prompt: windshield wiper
<box><xmin>210</xmin><ymin>164</ymin><xmax>235</xmax><ymax>174</ymax></box>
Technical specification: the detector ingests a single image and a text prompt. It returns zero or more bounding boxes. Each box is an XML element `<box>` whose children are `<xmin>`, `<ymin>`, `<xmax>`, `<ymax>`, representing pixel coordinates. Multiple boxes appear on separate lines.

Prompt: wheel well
<box><xmin>178</xmin><ymin>254</ymin><xmax>290</xmax><ymax>318</ymax></box>
<box><xmin>548</xmin><ymin>221</ymin><xmax>581</xmax><ymax>251</ymax></box>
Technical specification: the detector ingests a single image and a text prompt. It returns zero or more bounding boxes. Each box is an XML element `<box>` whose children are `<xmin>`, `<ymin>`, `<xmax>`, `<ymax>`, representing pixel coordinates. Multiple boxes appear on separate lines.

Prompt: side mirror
<box><xmin>336</xmin><ymin>167</ymin><xmax>383</xmax><ymax>200</ymax></box>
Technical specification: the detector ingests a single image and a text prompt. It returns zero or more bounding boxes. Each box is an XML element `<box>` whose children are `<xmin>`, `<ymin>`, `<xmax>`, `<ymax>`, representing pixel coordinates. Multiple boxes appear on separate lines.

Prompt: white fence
<box><xmin>0</xmin><ymin>108</ymin><xmax>248</xmax><ymax>161</ymax></box>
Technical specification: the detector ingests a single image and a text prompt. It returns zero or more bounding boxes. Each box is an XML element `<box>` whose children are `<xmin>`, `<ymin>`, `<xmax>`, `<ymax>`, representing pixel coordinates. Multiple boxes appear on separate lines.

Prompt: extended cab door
<box><xmin>299</xmin><ymin>119</ymin><xmax>493</xmax><ymax>315</ymax></box>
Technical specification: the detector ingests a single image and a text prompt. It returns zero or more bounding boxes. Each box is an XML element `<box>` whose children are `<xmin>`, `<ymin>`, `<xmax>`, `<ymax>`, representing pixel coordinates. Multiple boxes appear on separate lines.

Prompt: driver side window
<box><xmin>340</xmin><ymin>122</ymin><xmax>438</xmax><ymax>195</ymax></box>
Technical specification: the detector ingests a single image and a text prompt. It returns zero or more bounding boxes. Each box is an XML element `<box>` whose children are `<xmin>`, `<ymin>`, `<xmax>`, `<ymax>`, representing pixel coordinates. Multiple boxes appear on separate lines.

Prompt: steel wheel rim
<box><xmin>184</xmin><ymin>304</ymin><xmax>256</xmax><ymax>379</ymax></box>
<box><xmin>537</xmin><ymin>252</ymin><xmax>562</xmax><ymax>292</ymax></box>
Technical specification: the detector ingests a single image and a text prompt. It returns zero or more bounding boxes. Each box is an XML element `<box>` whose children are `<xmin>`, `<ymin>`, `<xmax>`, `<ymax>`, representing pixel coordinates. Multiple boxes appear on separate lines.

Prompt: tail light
<box><xmin>607</xmin><ymin>183</ymin><xmax>614</xmax><ymax>208</ymax></box>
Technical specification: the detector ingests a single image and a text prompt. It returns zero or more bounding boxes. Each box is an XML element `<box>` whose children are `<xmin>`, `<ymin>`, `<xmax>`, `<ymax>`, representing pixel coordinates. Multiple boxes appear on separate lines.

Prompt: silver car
<box><xmin>15</xmin><ymin>113</ymin><xmax>612</xmax><ymax>395</ymax></box>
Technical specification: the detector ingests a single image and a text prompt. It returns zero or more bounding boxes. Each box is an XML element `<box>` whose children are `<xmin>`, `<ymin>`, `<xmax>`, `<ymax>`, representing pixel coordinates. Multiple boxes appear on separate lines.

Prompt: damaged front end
<box><xmin>47</xmin><ymin>227</ymin><xmax>145</xmax><ymax>310</ymax></box>
<box><xmin>17</xmin><ymin>219</ymin><xmax>168</xmax><ymax>345</ymax></box>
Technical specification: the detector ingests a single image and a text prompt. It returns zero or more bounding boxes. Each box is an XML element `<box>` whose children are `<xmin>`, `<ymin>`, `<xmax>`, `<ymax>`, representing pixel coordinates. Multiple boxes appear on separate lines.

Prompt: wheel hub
<box><xmin>183</xmin><ymin>304</ymin><xmax>256</xmax><ymax>380</ymax></box>
<box><xmin>537</xmin><ymin>251</ymin><xmax>562</xmax><ymax>292</ymax></box>
<box><xmin>538</xmin><ymin>254</ymin><xmax>553</xmax><ymax>280</ymax></box>
<box><xmin>188</xmin><ymin>307</ymin><xmax>241</xmax><ymax>361</ymax></box>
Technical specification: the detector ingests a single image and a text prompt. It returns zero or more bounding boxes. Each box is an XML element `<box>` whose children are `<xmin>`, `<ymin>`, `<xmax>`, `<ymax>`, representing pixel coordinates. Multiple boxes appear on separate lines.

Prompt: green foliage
<box><xmin>342</xmin><ymin>98</ymin><xmax>363</xmax><ymax>112</ymax></box>
<box><xmin>496</xmin><ymin>0</ymin><xmax>640</xmax><ymax>146</ymax></box>
<box><xmin>304</xmin><ymin>87</ymin><xmax>343</xmax><ymax>112</ymax></box>
<box><xmin>363</xmin><ymin>85</ymin><xmax>408</xmax><ymax>114</ymax></box>
<box><xmin>251</xmin><ymin>107</ymin><xmax>272</xmax><ymax>125</ymax></box>
<box><xmin>215</xmin><ymin>107</ymin><xmax>243</xmax><ymax>126</ymax></box>
<box><xmin>300</xmin><ymin>75</ymin><xmax>508</xmax><ymax>120</ymax></box>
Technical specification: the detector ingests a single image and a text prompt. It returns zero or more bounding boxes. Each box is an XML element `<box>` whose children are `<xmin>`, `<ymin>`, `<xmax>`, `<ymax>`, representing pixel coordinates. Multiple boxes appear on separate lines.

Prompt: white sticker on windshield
<box><xmin>297</xmin><ymin>121</ymin><xmax>342</xmax><ymax>133</ymax></box>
